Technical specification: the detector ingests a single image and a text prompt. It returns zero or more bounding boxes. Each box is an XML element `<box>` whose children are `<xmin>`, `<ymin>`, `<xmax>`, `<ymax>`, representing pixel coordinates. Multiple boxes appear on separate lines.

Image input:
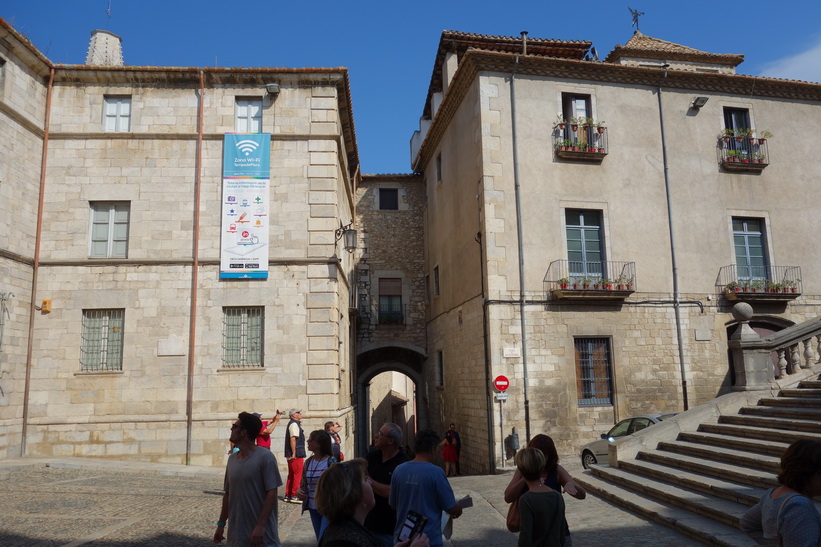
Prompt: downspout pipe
<box><xmin>185</xmin><ymin>70</ymin><xmax>205</xmax><ymax>464</ymax></box>
<box><xmin>510</xmin><ymin>31</ymin><xmax>532</xmax><ymax>441</ymax></box>
<box><xmin>475</xmin><ymin>231</ymin><xmax>496</xmax><ymax>473</ymax></box>
<box><xmin>22</xmin><ymin>67</ymin><xmax>55</xmax><ymax>456</ymax></box>
<box><xmin>657</xmin><ymin>70</ymin><xmax>689</xmax><ymax>411</ymax></box>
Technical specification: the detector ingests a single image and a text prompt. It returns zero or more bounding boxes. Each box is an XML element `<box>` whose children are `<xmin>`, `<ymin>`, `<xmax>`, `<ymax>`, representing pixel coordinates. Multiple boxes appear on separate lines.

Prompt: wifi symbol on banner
<box><xmin>236</xmin><ymin>140</ymin><xmax>260</xmax><ymax>156</ymax></box>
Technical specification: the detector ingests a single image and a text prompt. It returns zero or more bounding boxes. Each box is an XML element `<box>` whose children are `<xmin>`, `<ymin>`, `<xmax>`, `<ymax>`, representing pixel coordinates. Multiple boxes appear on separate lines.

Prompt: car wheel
<box><xmin>582</xmin><ymin>450</ymin><xmax>597</xmax><ymax>469</ymax></box>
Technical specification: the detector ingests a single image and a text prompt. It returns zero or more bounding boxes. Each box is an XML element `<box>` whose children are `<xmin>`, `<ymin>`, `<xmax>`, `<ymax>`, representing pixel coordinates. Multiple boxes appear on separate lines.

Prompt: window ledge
<box><xmin>724</xmin><ymin>290</ymin><xmax>800</xmax><ymax>302</ymax></box>
<box><xmin>552</xmin><ymin>288</ymin><xmax>633</xmax><ymax>301</ymax></box>
<box><xmin>217</xmin><ymin>367</ymin><xmax>266</xmax><ymax>373</ymax></box>
<box><xmin>721</xmin><ymin>161</ymin><xmax>768</xmax><ymax>172</ymax></box>
<box><xmin>74</xmin><ymin>371</ymin><xmax>124</xmax><ymax>376</ymax></box>
<box><xmin>555</xmin><ymin>149</ymin><xmax>607</xmax><ymax>162</ymax></box>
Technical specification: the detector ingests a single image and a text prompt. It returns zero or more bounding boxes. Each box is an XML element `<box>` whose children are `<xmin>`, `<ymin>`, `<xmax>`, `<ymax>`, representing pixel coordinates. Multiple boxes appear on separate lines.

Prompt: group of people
<box><xmin>213</xmin><ymin>411</ymin><xmax>820</xmax><ymax>547</ymax></box>
<box><xmin>214</xmin><ymin>414</ymin><xmax>462</xmax><ymax>547</ymax></box>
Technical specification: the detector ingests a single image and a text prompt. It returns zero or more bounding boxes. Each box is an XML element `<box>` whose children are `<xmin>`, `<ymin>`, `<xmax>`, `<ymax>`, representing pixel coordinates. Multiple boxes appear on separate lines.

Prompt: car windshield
<box><xmin>607</xmin><ymin>419</ymin><xmax>632</xmax><ymax>438</ymax></box>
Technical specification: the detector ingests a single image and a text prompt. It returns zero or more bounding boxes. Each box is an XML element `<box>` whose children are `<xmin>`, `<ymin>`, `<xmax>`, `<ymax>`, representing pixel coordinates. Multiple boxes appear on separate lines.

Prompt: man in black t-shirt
<box><xmin>364</xmin><ymin>422</ymin><xmax>408</xmax><ymax>546</ymax></box>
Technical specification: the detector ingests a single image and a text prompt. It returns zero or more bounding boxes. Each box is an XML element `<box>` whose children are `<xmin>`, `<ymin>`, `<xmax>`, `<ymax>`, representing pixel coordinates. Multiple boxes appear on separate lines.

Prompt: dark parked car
<box><xmin>580</xmin><ymin>413</ymin><xmax>678</xmax><ymax>469</ymax></box>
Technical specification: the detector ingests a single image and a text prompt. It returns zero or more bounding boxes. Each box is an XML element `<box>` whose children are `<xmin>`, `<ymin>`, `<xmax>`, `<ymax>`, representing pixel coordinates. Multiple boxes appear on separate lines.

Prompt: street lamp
<box><xmin>335</xmin><ymin>222</ymin><xmax>357</xmax><ymax>253</ymax></box>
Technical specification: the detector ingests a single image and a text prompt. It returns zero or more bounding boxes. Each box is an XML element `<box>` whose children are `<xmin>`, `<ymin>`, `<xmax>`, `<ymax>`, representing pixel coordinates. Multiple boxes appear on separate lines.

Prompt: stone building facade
<box><xmin>0</xmin><ymin>21</ymin><xmax>360</xmax><ymax>467</ymax></box>
<box><xmin>411</xmin><ymin>31</ymin><xmax>821</xmax><ymax>470</ymax></box>
<box><xmin>2</xmin><ymin>20</ymin><xmax>821</xmax><ymax>473</ymax></box>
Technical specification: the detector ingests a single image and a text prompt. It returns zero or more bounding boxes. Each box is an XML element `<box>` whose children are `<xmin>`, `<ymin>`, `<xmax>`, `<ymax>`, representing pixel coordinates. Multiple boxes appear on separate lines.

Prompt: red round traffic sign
<box><xmin>493</xmin><ymin>375</ymin><xmax>510</xmax><ymax>392</ymax></box>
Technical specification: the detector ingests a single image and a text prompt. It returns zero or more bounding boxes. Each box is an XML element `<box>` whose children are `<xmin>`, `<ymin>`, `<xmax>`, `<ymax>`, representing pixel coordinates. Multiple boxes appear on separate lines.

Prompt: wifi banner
<box><xmin>220</xmin><ymin>133</ymin><xmax>271</xmax><ymax>279</ymax></box>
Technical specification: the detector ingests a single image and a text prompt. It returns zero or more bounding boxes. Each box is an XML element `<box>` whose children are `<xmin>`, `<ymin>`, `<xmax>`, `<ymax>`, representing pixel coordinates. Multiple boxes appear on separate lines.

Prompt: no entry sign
<box><xmin>493</xmin><ymin>375</ymin><xmax>510</xmax><ymax>392</ymax></box>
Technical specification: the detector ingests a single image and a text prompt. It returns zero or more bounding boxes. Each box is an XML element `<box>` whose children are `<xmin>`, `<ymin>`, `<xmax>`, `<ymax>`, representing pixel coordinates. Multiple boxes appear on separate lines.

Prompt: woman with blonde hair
<box><xmin>505</xmin><ymin>434</ymin><xmax>585</xmax><ymax>546</ymax></box>
<box><xmin>514</xmin><ymin>448</ymin><xmax>566</xmax><ymax>546</ymax></box>
<box><xmin>316</xmin><ymin>459</ymin><xmax>429</xmax><ymax>547</ymax></box>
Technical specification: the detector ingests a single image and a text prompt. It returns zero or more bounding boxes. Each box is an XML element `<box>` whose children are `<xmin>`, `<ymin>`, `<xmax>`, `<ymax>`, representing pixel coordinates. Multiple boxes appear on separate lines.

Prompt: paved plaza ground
<box><xmin>0</xmin><ymin>456</ymin><xmax>700</xmax><ymax>546</ymax></box>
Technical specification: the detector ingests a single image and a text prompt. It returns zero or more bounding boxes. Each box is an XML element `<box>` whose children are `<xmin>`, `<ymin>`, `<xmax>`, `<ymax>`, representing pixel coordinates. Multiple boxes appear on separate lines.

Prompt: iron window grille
<box><xmin>222</xmin><ymin>307</ymin><xmax>264</xmax><ymax>368</ymax></box>
<box><xmin>575</xmin><ymin>337</ymin><xmax>613</xmax><ymax>406</ymax></box>
<box><xmin>80</xmin><ymin>309</ymin><xmax>124</xmax><ymax>372</ymax></box>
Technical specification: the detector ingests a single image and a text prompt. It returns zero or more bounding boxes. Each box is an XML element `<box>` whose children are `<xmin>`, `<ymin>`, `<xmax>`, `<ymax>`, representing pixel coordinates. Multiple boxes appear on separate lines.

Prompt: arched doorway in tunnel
<box><xmin>356</xmin><ymin>343</ymin><xmax>426</xmax><ymax>456</ymax></box>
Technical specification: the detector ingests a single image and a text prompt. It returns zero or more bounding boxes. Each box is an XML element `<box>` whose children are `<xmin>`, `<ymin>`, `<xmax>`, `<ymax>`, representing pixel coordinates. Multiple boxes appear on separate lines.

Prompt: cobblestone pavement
<box><xmin>0</xmin><ymin>457</ymin><xmax>701</xmax><ymax>546</ymax></box>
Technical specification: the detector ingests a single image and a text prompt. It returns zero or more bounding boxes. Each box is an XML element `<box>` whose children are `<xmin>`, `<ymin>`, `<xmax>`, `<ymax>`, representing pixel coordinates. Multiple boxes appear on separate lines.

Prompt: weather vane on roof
<box><xmin>629</xmin><ymin>7</ymin><xmax>645</xmax><ymax>31</ymax></box>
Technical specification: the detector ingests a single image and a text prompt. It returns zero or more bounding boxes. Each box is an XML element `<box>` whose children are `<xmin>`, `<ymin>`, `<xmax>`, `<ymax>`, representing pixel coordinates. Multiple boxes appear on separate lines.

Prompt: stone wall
<box><xmin>0</xmin><ymin>33</ymin><xmax>46</xmax><ymax>459</ymax></box>
<box><xmin>355</xmin><ymin>175</ymin><xmax>426</xmax><ymax>352</ymax></box>
<box><xmin>1</xmin><ymin>38</ymin><xmax>361</xmax><ymax>467</ymax></box>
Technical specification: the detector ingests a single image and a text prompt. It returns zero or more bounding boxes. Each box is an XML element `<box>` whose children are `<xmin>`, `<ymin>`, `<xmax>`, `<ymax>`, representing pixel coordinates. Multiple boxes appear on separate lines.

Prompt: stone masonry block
<box><xmin>306</xmin><ymin>379</ymin><xmax>338</xmax><ymax>395</ymax></box>
<box><xmin>308</xmin><ymin>336</ymin><xmax>337</xmax><ymax>351</ymax></box>
<box><xmin>307</xmin><ymin>364</ymin><xmax>337</xmax><ymax>379</ymax></box>
<box><xmin>306</xmin><ymin>292</ymin><xmax>336</xmax><ymax>309</ymax></box>
<box><xmin>307</xmin><ymin>165</ymin><xmax>337</xmax><ymax>179</ymax></box>
<box><xmin>310</xmin><ymin>152</ymin><xmax>336</xmax><ymax>165</ymax></box>
<box><xmin>307</xmin><ymin>351</ymin><xmax>338</xmax><ymax>365</ymax></box>
<box><xmin>306</xmin><ymin>322</ymin><xmax>336</xmax><ymax>337</ymax></box>
<box><xmin>310</xmin><ymin>97</ymin><xmax>336</xmax><ymax>110</ymax></box>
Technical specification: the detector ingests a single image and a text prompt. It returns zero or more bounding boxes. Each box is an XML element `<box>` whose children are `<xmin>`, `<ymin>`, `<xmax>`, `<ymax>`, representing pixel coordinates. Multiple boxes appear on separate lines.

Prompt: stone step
<box><xmin>575</xmin><ymin>470</ymin><xmax>759</xmax><ymax>547</ymax></box>
<box><xmin>677</xmin><ymin>430</ymin><xmax>787</xmax><ymax>458</ymax></box>
<box><xmin>740</xmin><ymin>405</ymin><xmax>821</xmax><ymax>422</ymax></box>
<box><xmin>639</xmin><ymin>448</ymin><xmax>778</xmax><ymax>490</ymax></box>
<box><xmin>778</xmin><ymin>388</ymin><xmax>821</xmax><ymax>398</ymax></box>
<box><xmin>618</xmin><ymin>458</ymin><xmax>767</xmax><ymax>506</ymax></box>
<box><xmin>585</xmin><ymin>464</ymin><xmax>753</xmax><ymax>530</ymax></box>
<box><xmin>699</xmin><ymin>422</ymin><xmax>821</xmax><ymax>445</ymax></box>
<box><xmin>656</xmin><ymin>439</ymin><xmax>780</xmax><ymax>473</ymax></box>
<box><xmin>800</xmin><ymin>380</ymin><xmax>821</xmax><ymax>388</ymax></box>
<box><xmin>759</xmin><ymin>396</ymin><xmax>821</xmax><ymax>408</ymax></box>
<box><xmin>658</xmin><ymin>438</ymin><xmax>781</xmax><ymax>473</ymax></box>
<box><xmin>719</xmin><ymin>413</ymin><xmax>821</xmax><ymax>433</ymax></box>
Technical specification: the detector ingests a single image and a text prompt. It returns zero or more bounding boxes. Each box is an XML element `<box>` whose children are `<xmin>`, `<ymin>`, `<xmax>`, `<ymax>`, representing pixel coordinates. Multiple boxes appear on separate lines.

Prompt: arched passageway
<box><xmin>355</xmin><ymin>343</ymin><xmax>426</xmax><ymax>455</ymax></box>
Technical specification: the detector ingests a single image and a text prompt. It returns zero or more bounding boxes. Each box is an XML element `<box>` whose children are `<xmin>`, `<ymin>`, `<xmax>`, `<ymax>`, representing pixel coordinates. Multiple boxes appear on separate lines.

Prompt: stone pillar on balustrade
<box><xmin>728</xmin><ymin>302</ymin><xmax>773</xmax><ymax>391</ymax></box>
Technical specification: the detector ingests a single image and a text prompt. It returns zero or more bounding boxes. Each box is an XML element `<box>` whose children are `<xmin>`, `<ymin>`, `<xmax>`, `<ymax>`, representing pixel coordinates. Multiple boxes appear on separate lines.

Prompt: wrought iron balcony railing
<box><xmin>544</xmin><ymin>260</ymin><xmax>636</xmax><ymax>299</ymax></box>
<box><xmin>718</xmin><ymin>135</ymin><xmax>769</xmax><ymax>171</ymax></box>
<box><xmin>554</xmin><ymin>123</ymin><xmax>608</xmax><ymax>161</ymax></box>
<box><xmin>717</xmin><ymin>264</ymin><xmax>801</xmax><ymax>300</ymax></box>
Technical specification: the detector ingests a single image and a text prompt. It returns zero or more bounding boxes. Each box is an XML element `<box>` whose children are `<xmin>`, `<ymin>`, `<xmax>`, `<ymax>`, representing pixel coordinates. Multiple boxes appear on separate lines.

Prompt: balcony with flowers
<box><xmin>554</xmin><ymin>117</ymin><xmax>608</xmax><ymax>162</ymax></box>
<box><xmin>719</xmin><ymin>129</ymin><xmax>770</xmax><ymax>172</ymax></box>
<box><xmin>717</xmin><ymin>264</ymin><xmax>801</xmax><ymax>302</ymax></box>
<box><xmin>544</xmin><ymin>260</ymin><xmax>635</xmax><ymax>301</ymax></box>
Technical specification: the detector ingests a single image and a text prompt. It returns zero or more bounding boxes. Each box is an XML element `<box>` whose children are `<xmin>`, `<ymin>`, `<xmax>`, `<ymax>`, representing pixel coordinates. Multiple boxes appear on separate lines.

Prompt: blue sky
<box><xmin>3</xmin><ymin>1</ymin><xmax>820</xmax><ymax>174</ymax></box>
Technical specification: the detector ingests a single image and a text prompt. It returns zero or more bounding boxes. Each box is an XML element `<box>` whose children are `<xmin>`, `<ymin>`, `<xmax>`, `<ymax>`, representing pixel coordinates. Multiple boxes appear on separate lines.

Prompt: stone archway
<box><xmin>355</xmin><ymin>343</ymin><xmax>426</xmax><ymax>455</ymax></box>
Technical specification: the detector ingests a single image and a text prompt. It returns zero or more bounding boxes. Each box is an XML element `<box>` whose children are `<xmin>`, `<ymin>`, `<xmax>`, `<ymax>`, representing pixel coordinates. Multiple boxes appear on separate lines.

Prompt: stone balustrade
<box><xmin>729</xmin><ymin>302</ymin><xmax>821</xmax><ymax>390</ymax></box>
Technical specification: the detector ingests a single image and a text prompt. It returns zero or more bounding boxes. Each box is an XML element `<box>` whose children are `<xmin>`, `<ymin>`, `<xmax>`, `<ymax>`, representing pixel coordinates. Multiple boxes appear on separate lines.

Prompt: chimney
<box><xmin>85</xmin><ymin>30</ymin><xmax>124</xmax><ymax>66</ymax></box>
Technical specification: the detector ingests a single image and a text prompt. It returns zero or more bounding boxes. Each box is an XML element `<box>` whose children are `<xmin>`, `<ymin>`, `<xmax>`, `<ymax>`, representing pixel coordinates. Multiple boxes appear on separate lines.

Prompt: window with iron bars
<box><xmin>80</xmin><ymin>309</ymin><xmax>124</xmax><ymax>372</ymax></box>
<box><xmin>574</xmin><ymin>337</ymin><xmax>613</xmax><ymax>406</ymax></box>
<box><xmin>222</xmin><ymin>307</ymin><xmax>264</xmax><ymax>368</ymax></box>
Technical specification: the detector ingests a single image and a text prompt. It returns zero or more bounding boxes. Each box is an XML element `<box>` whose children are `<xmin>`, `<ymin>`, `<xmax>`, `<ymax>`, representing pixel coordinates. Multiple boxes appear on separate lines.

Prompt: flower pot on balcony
<box><xmin>560</xmin><ymin>283</ymin><xmax>569</xmax><ymax>289</ymax></box>
<box><xmin>571</xmin><ymin>124</ymin><xmax>578</xmax><ymax>132</ymax></box>
<box><xmin>597</xmin><ymin>127</ymin><xmax>605</xmax><ymax>134</ymax></box>
<box><xmin>572</xmin><ymin>283</ymin><xmax>579</xmax><ymax>290</ymax></box>
<box><xmin>558</xmin><ymin>123</ymin><xmax>566</xmax><ymax>130</ymax></box>
<box><xmin>758</xmin><ymin>138</ymin><xmax>766</xmax><ymax>144</ymax></box>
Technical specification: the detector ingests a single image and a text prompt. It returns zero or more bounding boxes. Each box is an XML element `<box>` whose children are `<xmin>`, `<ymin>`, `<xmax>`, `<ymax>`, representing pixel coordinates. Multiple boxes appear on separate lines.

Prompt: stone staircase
<box><xmin>576</xmin><ymin>366</ymin><xmax>821</xmax><ymax>546</ymax></box>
